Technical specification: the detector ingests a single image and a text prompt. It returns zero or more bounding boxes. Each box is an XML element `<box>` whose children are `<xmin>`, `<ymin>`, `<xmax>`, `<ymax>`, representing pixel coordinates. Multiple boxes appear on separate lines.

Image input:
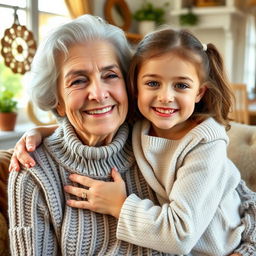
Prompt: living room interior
<box><xmin>0</xmin><ymin>1</ymin><xmax>256</xmax><ymax>254</ymax></box>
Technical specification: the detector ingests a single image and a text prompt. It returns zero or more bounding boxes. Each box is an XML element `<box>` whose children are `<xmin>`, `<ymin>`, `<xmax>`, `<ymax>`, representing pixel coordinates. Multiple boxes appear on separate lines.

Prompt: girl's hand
<box><xmin>64</xmin><ymin>168</ymin><xmax>127</xmax><ymax>218</ymax></box>
<box><xmin>229</xmin><ymin>254</ymin><xmax>241</xmax><ymax>256</ymax></box>
<box><xmin>9</xmin><ymin>125</ymin><xmax>58</xmax><ymax>172</ymax></box>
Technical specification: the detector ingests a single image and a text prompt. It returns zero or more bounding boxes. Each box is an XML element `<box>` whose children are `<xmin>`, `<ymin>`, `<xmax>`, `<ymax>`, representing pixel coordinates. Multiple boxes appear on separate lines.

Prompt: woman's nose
<box><xmin>88</xmin><ymin>81</ymin><xmax>109</xmax><ymax>102</ymax></box>
<box><xmin>158</xmin><ymin>87</ymin><xmax>174</xmax><ymax>103</ymax></box>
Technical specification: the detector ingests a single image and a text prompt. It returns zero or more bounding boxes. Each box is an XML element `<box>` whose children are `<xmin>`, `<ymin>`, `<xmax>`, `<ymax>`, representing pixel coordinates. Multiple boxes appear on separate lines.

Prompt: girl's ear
<box><xmin>195</xmin><ymin>85</ymin><xmax>207</xmax><ymax>103</ymax></box>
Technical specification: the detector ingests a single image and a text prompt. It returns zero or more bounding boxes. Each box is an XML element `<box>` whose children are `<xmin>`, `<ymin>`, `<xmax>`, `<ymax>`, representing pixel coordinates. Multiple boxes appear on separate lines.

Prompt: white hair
<box><xmin>29</xmin><ymin>14</ymin><xmax>132</xmax><ymax>117</ymax></box>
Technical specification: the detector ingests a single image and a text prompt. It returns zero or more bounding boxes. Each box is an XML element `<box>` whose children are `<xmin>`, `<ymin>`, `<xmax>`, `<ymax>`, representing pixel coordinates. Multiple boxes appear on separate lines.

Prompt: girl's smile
<box><xmin>137</xmin><ymin>52</ymin><xmax>206</xmax><ymax>140</ymax></box>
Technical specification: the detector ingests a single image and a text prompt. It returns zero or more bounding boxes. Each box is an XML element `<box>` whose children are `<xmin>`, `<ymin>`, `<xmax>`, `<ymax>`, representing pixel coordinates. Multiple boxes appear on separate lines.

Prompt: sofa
<box><xmin>0</xmin><ymin>122</ymin><xmax>256</xmax><ymax>255</ymax></box>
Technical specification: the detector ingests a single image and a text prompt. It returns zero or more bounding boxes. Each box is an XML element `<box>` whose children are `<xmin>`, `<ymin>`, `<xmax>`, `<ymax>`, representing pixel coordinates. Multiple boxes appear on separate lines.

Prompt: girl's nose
<box><xmin>88</xmin><ymin>80</ymin><xmax>109</xmax><ymax>102</ymax></box>
<box><xmin>158</xmin><ymin>87</ymin><xmax>174</xmax><ymax>103</ymax></box>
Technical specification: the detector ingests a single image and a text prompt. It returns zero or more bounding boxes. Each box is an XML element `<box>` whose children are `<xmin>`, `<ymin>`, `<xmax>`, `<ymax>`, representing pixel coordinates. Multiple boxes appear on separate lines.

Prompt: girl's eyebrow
<box><xmin>141</xmin><ymin>73</ymin><xmax>194</xmax><ymax>82</ymax></box>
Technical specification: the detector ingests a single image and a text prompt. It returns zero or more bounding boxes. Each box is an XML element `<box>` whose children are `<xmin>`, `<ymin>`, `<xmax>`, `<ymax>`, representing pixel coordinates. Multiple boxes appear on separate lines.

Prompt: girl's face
<box><xmin>137</xmin><ymin>52</ymin><xmax>206</xmax><ymax>140</ymax></box>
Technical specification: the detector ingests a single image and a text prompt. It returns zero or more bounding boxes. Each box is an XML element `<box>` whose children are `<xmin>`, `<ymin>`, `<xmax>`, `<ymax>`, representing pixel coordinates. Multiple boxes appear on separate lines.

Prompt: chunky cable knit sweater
<box><xmin>8</xmin><ymin>119</ymin><xmax>172</xmax><ymax>256</ymax></box>
<box><xmin>117</xmin><ymin>118</ymin><xmax>246</xmax><ymax>255</ymax></box>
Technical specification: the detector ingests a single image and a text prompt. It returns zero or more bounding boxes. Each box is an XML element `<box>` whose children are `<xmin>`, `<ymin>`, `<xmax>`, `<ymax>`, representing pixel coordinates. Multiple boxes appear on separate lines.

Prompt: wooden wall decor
<box><xmin>195</xmin><ymin>0</ymin><xmax>224</xmax><ymax>7</ymax></box>
<box><xmin>1</xmin><ymin>8</ymin><xmax>37</xmax><ymax>74</ymax></box>
<box><xmin>104</xmin><ymin>0</ymin><xmax>131</xmax><ymax>31</ymax></box>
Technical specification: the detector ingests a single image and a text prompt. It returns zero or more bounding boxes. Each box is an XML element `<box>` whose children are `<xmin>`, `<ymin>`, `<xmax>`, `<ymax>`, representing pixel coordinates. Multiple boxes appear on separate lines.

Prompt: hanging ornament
<box><xmin>1</xmin><ymin>7</ymin><xmax>37</xmax><ymax>74</ymax></box>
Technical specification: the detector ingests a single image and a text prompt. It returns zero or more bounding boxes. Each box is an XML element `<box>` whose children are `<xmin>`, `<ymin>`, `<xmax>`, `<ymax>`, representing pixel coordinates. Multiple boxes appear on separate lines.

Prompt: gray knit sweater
<box><xmin>8</xmin><ymin>118</ymin><xmax>171</xmax><ymax>256</ymax></box>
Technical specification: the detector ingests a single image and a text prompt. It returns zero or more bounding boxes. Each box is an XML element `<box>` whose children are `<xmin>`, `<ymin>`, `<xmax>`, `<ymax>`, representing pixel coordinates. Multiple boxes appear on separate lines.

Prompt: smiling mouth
<box><xmin>153</xmin><ymin>107</ymin><xmax>177</xmax><ymax>114</ymax></box>
<box><xmin>85</xmin><ymin>105</ymin><xmax>114</xmax><ymax>115</ymax></box>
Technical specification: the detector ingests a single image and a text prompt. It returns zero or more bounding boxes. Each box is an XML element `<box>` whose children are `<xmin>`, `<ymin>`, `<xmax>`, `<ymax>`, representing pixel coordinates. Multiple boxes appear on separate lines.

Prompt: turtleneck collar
<box><xmin>43</xmin><ymin>118</ymin><xmax>134</xmax><ymax>179</ymax></box>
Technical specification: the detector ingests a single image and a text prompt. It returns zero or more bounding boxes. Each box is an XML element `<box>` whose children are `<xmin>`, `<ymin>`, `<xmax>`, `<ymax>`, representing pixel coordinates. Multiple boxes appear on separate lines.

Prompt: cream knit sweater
<box><xmin>8</xmin><ymin>118</ymin><xmax>172</xmax><ymax>256</ymax></box>
<box><xmin>117</xmin><ymin>118</ymin><xmax>245</xmax><ymax>255</ymax></box>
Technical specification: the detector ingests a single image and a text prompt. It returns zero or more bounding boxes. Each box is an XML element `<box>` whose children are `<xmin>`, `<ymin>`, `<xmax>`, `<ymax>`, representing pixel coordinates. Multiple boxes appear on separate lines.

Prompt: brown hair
<box><xmin>127</xmin><ymin>28</ymin><xmax>234</xmax><ymax>130</ymax></box>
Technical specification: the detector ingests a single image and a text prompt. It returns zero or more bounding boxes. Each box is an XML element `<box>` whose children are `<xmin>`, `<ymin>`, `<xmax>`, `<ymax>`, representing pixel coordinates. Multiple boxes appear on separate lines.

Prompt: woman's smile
<box><xmin>84</xmin><ymin>105</ymin><xmax>115</xmax><ymax>116</ymax></box>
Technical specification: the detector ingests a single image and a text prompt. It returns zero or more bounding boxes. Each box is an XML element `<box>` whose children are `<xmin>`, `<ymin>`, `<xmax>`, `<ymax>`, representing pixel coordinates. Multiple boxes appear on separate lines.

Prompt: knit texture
<box><xmin>235</xmin><ymin>180</ymin><xmax>256</xmax><ymax>255</ymax></box>
<box><xmin>8</xmin><ymin>118</ymin><xmax>172</xmax><ymax>256</ymax></box>
<box><xmin>117</xmin><ymin>118</ymin><xmax>246</xmax><ymax>255</ymax></box>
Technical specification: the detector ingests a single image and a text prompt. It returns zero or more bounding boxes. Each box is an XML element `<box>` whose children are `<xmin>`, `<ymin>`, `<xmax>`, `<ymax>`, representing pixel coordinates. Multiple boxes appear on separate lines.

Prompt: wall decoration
<box><xmin>195</xmin><ymin>0</ymin><xmax>224</xmax><ymax>7</ymax></box>
<box><xmin>1</xmin><ymin>8</ymin><xmax>37</xmax><ymax>74</ymax></box>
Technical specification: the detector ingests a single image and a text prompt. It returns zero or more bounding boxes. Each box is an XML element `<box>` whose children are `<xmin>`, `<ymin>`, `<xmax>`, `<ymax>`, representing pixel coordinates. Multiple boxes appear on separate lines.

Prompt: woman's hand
<box><xmin>229</xmin><ymin>254</ymin><xmax>241</xmax><ymax>256</ymax></box>
<box><xmin>64</xmin><ymin>168</ymin><xmax>127</xmax><ymax>218</ymax></box>
<box><xmin>9</xmin><ymin>125</ymin><xmax>58</xmax><ymax>171</ymax></box>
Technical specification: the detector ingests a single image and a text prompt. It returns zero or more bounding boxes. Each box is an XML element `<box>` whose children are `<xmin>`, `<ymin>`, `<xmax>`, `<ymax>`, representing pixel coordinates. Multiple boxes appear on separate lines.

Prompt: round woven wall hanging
<box><xmin>1</xmin><ymin>9</ymin><xmax>37</xmax><ymax>74</ymax></box>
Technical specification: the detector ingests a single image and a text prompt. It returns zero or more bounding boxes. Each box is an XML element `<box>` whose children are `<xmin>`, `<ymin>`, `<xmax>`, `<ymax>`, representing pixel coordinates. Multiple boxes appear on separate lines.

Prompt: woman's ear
<box><xmin>195</xmin><ymin>85</ymin><xmax>207</xmax><ymax>103</ymax></box>
<box><xmin>56</xmin><ymin>97</ymin><xmax>66</xmax><ymax>117</ymax></box>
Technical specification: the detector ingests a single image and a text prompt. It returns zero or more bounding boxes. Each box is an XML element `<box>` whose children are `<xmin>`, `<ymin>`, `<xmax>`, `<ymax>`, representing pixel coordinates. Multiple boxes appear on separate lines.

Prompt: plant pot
<box><xmin>0</xmin><ymin>112</ymin><xmax>17</xmax><ymax>131</ymax></box>
<box><xmin>138</xmin><ymin>21</ymin><xmax>156</xmax><ymax>36</ymax></box>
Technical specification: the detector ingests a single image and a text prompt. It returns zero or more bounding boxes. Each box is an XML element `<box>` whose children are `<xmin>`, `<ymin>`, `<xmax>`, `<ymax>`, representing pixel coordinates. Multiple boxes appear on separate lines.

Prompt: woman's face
<box><xmin>56</xmin><ymin>40</ymin><xmax>128</xmax><ymax>146</ymax></box>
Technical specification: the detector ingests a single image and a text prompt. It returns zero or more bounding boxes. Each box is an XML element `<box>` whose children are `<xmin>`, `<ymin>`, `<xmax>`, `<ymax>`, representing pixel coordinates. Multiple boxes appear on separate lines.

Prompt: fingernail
<box><xmin>25</xmin><ymin>164</ymin><xmax>30</xmax><ymax>168</ymax></box>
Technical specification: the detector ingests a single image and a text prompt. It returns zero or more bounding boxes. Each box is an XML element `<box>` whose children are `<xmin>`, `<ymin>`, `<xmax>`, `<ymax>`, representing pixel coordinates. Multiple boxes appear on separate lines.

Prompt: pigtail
<box><xmin>202</xmin><ymin>43</ymin><xmax>234</xmax><ymax>130</ymax></box>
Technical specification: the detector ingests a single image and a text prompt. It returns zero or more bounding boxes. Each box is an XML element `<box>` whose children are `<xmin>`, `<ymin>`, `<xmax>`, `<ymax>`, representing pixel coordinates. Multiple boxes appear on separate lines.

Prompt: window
<box><xmin>0</xmin><ymin>0</ymin><xmax>71</xmax><ymax>118</ymax></box>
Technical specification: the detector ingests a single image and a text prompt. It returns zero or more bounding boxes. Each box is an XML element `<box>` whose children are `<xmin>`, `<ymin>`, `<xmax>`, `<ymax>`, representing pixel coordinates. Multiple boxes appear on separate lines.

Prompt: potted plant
<box><xmin>0</xmin><ymin>89</ymin><xmax>18</xmax><ymax>131</ymax></box>
<box><xmin>133</xmin><ymin>2</ymin><xmax>169</xmax><ymax>36</ymax></box>
<box><xmin>0</xmin><ymin>62</ymin><xmax>22</xmax><ymax>131</ymax></box>
<box><xmin>179</xmin><ymin>7</ymin><xmax>199</xmax><ymax>26</ymax></box>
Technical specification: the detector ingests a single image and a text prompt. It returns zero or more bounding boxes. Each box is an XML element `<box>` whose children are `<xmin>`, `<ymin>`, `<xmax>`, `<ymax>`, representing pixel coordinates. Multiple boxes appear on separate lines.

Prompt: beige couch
<box><xmin>0</xmin><ymin>122</ymin><xmax>255</xmax><ymax>255</ymax></box>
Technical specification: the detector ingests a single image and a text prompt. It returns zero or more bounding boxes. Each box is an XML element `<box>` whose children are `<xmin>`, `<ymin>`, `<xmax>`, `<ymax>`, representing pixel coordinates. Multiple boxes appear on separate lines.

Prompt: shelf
<box><xmin>170</xmin><ymin>5</ymin><xmax>245</xmax><ymax>31</ymax></box>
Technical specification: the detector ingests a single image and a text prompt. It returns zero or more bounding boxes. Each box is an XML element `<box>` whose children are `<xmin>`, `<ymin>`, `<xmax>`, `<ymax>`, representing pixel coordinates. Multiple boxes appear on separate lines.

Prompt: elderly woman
<box><xmin>9</xmin><ymin>15</ymin><xmax>255</xmax><ymax>255</ymax></box>
<box><xmin>8</xmin><ymin>14</ymin><xmax>156</xmax><ymax>255</ymax></box>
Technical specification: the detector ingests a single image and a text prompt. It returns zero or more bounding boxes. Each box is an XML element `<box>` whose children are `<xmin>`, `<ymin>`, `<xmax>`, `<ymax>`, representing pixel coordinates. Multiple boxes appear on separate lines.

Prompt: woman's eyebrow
<box><xmin>100</xmin><ymin>64</ymin><xmax>120</xmax><ymax>71</ymax></box>
<box><xmin>65</xmin><ymin>65</ymin><xmax>120</xmax><ymax>79</ymax></box>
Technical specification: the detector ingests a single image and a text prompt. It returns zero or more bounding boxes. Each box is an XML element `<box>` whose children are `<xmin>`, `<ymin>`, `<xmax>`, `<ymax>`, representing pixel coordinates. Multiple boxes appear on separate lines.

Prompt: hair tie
<box><xmin>202</xmin><ymin>43</ymin><xmax>207</xmax><ymax>51</ymax></box>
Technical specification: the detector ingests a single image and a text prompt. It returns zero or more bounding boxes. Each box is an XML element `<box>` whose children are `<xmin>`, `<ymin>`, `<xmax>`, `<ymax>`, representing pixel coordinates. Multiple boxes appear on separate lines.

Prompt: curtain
<box><xmin>243</xmin><ymin>15</ymin><xmax>256</xmax><ymax>96</ymax></box>
<box><xmin>65</xmin><ymin>0</ymin><xmax>91</xmax><ymax>18</ymax></box>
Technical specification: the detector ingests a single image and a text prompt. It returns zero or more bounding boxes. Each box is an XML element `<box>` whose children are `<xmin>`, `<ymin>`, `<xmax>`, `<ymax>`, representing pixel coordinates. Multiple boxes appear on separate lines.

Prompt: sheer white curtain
<box><xmin>243</xmin><ymin>14</ymin><xmax>256</xmax><ymax>97</ymax></box>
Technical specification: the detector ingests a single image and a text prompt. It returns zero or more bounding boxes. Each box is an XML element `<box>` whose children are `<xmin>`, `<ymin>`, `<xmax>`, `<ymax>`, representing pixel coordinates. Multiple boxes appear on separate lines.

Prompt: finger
<box><xmin>111</xmin><ymin>167</ymin><xmax>123</xmax><ymax>182</ymax></box>
<box><xmin>25</xmin><ymin>131</ymin><xmax>43</xmax><ymax>151</ymax></box>
<box><xmin>25</xmin><ymin>136</ymin><xmax>37</xmax><ymax>152</ymax></box>
<box><xmin>15</xmin><ymin>141</ymin><xmax>36</xmax><ymax>168</ymax></box>
<box><xmin>64</xmin><ymin>185</ymin><xmax>90</xmax><ymax>199</ymax></box>
<box><xmin>66</xmin><ymin>199</ymin><xmax>91</xmax><ymax>209</ymax></box>
<box><xmin>69</xmin><ymin>174</ymin><xmax>95</xmax><ymax>187</ymax></box>
<box><xmin>9</xmin><ymin>155</ymin><xmax>20</xmax><ymax>172</ymax></box>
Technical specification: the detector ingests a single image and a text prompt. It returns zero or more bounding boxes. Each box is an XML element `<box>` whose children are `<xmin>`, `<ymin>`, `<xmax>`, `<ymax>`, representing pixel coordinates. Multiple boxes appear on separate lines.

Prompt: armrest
<box><xmin>0</xmin><ymin>149</ymin><xmax>13</xmax><ymax>221</ymax></box>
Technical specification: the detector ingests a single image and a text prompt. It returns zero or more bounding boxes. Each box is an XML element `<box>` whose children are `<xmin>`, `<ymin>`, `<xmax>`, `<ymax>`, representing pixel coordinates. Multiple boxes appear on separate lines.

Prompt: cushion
<box><xmin>227</xmin><ymin>122</ymin><xmax>256</xmax><ymax>192</ymax></box>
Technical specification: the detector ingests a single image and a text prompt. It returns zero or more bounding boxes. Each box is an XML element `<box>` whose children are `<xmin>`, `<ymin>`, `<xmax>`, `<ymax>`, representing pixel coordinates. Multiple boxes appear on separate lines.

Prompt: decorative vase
<box><xmin>138</xmin><ymin>21</ymin><xmax>156</xmax><ymax>36</ymax></box>
<box><xmin>0</xmin><ymin>112</ymin><xmax>17</xmax><ymax>131</ymax></box>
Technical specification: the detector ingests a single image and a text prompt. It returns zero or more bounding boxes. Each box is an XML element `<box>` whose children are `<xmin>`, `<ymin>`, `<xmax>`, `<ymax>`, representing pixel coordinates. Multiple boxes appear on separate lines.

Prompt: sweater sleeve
<box><xmin>117</xmin><ymin>140</ymin><xmax>241</xmax><ymax>255</ymax></box>
<box><xmin>8</xmin><ymin>169</ymin><xmax>59</xmax><ymax>256</ymax></box>
<box><xmin>234</xmin><ymin>180</ymin><xmax>256</xmax><ymax>256</ymax></box>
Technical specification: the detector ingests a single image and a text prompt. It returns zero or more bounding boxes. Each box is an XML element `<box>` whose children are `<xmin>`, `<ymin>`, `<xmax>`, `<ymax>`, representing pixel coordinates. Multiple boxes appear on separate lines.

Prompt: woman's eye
<box><xmin>146</xmin><ymin>81</ymin><xmax>159</xmax><ymax>87</ymax></box>
<box><xmin>105</xmin><ymin>73</ymin><xmax>119</xmax><ymax>79</ymax></box>
<box><xmin>70</xmin><ymin>78</ymin><xmax>87</xmax><ymax>87</ymax></box>
<box><xmin>175</xmin><ymin>83</ymin><xmax>189</xmax><ymax>90</ymax></box>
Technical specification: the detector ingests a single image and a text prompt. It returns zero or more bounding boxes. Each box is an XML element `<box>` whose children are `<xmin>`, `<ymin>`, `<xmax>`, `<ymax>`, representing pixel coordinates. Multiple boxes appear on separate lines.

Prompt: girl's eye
<box><xmin>146</xmin><ymin>81</ymin><xmax>160</xmax><ymax>87</ymax></box>
<box><xmin>175</xmin><ymin>83</ymin><xmax>189</xmax><ymax>90</ymax></box>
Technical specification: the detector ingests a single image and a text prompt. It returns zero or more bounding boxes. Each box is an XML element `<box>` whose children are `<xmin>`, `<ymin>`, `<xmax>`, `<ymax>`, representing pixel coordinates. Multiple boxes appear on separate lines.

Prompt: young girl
<box><xmin>10</xmin><ymin>28</ymin><xmax>256</xmax><ymax>255</ymax></box>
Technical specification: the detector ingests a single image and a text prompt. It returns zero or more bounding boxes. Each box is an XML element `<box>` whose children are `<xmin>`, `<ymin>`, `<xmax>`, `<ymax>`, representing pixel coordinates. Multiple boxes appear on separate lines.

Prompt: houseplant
<box><xmin>0</xmin><ymin>89</ymin><xmax>18</xmax><ymax>131</ymax></box>
<box><xmin>179</xmin><ymin>7</ymin><xmax>199</xmax><ymax>26</ymax></box>
<box><xmin>0</xmin><ymin>62</ymin><xmax>22</xmax><ymax>131</ymax></box>
<box><xmin>133</xmin><ymin>2</ymin><xmax>168</xmax><ymax>36</ymax></box>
